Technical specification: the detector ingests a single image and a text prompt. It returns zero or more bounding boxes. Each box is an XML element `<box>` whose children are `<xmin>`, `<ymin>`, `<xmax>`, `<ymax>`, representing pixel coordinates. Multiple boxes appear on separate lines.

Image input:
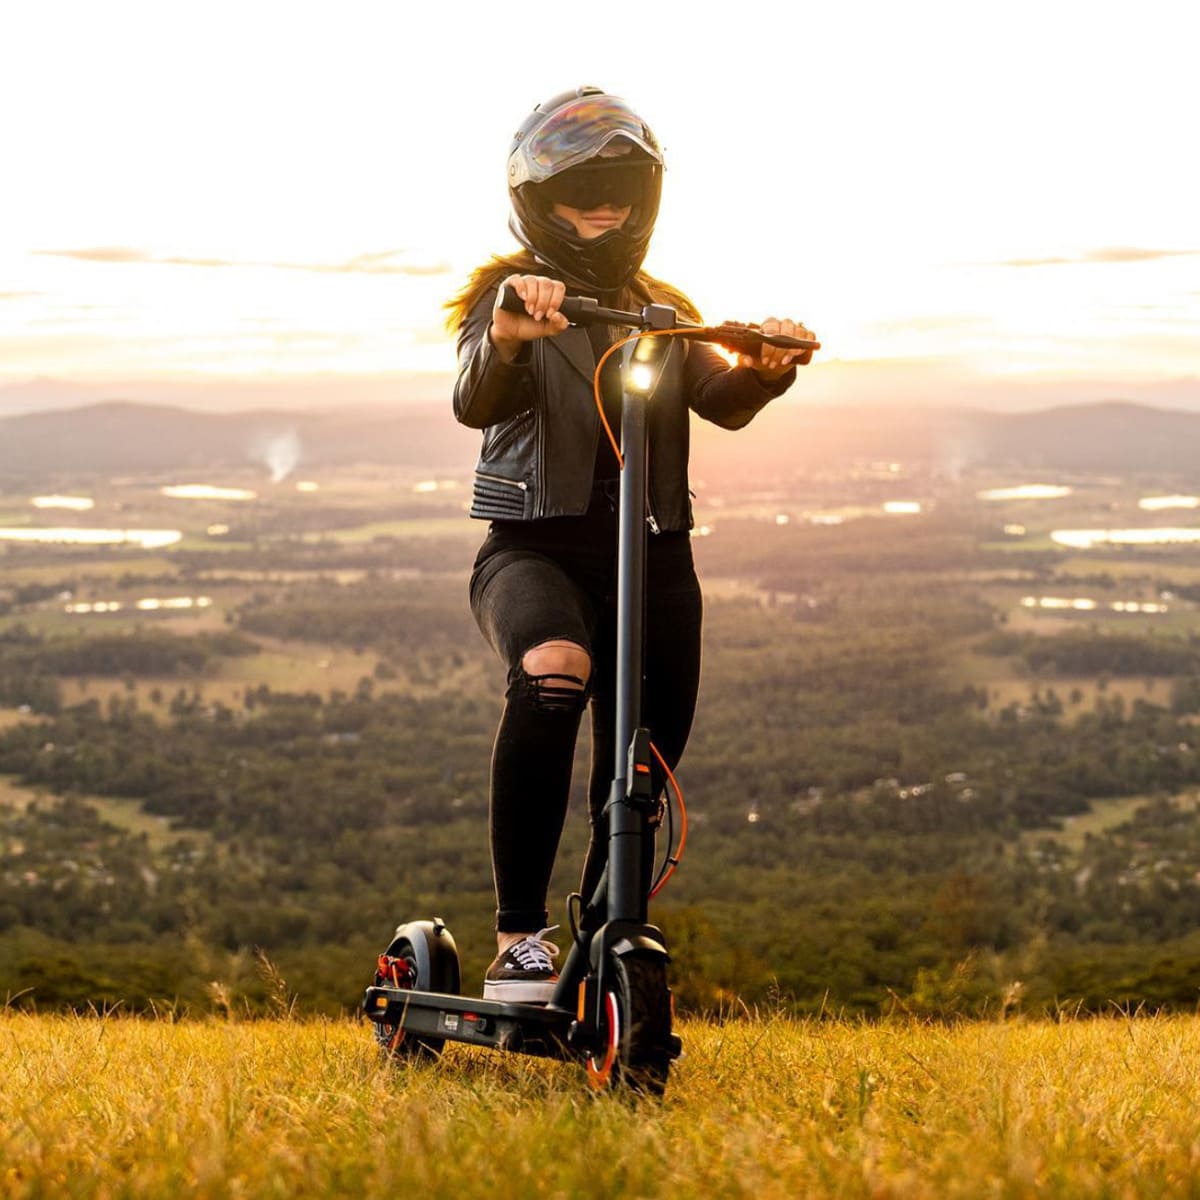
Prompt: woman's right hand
<box><xmin>489</xmin><ymin>274</ymin><xmax>570</xmax><ymax>362</ymax></box>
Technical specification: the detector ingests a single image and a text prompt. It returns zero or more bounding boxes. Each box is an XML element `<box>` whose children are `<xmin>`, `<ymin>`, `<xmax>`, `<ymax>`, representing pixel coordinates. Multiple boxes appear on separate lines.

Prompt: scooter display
<box><xmin>362</xmin><ymin>285</ymin><xmax>819</xmax><ymax>1093</ymax></box>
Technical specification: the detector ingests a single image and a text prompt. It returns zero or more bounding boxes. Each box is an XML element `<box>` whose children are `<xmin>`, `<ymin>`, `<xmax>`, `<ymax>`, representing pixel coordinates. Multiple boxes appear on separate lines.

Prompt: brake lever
<box><xmin>698</xmin><ymin>321</ymin><xmax>821</xmax><ymax>357</ymax></box>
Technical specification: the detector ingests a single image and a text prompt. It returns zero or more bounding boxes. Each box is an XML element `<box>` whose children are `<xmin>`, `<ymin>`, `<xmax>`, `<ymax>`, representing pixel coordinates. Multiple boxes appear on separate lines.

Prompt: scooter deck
<box><xmin>363</xmin><ymin>985</ymin><xmax>576</xmax><ymax>1058</ymax></box>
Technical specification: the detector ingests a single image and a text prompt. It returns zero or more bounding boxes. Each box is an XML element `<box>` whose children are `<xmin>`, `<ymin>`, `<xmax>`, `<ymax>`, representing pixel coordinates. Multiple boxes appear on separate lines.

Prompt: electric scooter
<box><xmin>362</xmin><ymin>285</ymin><xmax>819</xmax><ymax>1094</ymax></box>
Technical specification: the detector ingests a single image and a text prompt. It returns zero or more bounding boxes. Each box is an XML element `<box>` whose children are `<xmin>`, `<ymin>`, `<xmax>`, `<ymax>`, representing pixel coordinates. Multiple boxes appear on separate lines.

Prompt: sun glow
<box><xmin>1</xmin><ymin>4</ymin><xmax>1197</xmax><ymax>399</ymax></box>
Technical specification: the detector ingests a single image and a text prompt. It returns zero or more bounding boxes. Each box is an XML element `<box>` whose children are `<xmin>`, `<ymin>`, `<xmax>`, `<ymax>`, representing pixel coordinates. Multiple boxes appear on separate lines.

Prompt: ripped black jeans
<box><xmin>469</xmin><ymin>485</ymin><xmax>703</xmax><ymax>933</ymax></box>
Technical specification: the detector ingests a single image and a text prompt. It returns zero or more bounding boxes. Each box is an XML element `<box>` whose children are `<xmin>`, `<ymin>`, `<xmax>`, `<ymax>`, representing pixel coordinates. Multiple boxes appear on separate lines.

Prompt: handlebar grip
<box><xmin>496</xmin><ymin>282</ymin><xmax>527</xmax><ymax>315</ymax></box>
<box><xmin>712</xmin><ymin>327</ymin><xmax>820</xmax><ymax>356</ymax></box>
<box><xmin>496</xmin><ymin>282</ymin><xmax>594</xmax><ymax>325</ymax></box>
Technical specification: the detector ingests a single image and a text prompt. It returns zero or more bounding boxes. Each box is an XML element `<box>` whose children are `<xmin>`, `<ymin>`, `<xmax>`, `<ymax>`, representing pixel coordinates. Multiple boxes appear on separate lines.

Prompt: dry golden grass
<box><xmin>0</xmin><ymin>776</ymin><xmax>40</xmax><ymax>809</ymax></box>
<box><xmin>4</xmin><ymin>1012</ymin><xmax>1200</xmax><ymax>1197</ymax></box>
<box><xmin>0</xmin><ymin>710</ymin><xmax>41</xmax><ymax>733</ymax></box>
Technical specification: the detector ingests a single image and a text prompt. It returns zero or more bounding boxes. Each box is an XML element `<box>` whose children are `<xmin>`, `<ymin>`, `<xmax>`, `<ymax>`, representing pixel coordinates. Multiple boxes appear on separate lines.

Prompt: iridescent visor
<box><xmin>514</xmin><ymin>96</ymin><xmax>661</xmax><ymax>186</ymax></box>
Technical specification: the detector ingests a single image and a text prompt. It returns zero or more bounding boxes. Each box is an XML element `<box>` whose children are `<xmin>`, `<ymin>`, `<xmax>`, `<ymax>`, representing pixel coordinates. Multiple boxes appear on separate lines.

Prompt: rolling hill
<box><xmin>2</xmin><ymin>399</ymin><xmax>1198</xmax><ymax>483</ymax></box>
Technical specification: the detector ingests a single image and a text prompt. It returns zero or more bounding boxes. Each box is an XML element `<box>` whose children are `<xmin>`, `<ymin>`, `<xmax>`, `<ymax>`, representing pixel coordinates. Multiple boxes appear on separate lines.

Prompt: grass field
<box><xmin>3</xmin><ymin>1013</ymin><xmax>1200</xmax><ymax>1197</ymax></box>
<box><xmin>0</xmin><ymin>709</ymin><xmax>40</xmax><ymax>732</ymax></box>
<box><xmin>0</xmin><ymin>774</ymin><xmax>188</xmax><ymax>852</ymax></box>
<box><xmin>1019</xmin><ymin>794</ymin><xmax>1154</xmax><ymax>852</ymax></box>
<box><xmin>300</xmin><ymin>517</ymin><xmax>475</xmax><ymax>543</ymax></box>
<box><xmin>984</xmin><ymin>675</ymin><xmax>1163</xmax><ymax>712</ymax></box>
<box><xmin>949</xmin><ymin>649</ymin><xmax>1168</xmax><ymax>717</ymax></box>
<box><xmin>0</xmin><ymin>774</ymin><xmax>40</xmax><ymax>809</ymax></box>
<box><xmin>0</xmin><ymin>556</ymin><xmax>183</xmax><ymax>585</ymax></box>
<box><xmin>48</xmin><ymin>637</ymin><xmax>384</xmax><ymax>713</ymax></box>
<box><xmin>1054</xmin><ymin>555</ymin><xmax>1200</xmax><ymax>584</ymax></box>
<box><xmin>84</xmin><ymin>793</ymin><xmax>192</xmax><ymax>850</ymax></box>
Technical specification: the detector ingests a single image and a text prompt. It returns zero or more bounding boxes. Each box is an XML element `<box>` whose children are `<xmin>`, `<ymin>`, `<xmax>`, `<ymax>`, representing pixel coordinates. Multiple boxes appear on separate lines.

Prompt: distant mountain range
<box><xmin>693</xmin><ymin>400</ymin><xmax>1200</xmax><ymax>480</ymax></box>
<box><xmin>1</xmin><ymin>399</ymin><xmax>1197</xmax><ymax>484</ymax></box>
<box><xmin>3</xmin><ymin>369</ymin><xmax>1198</xmax><ymax>420</ymax></box>
<box><xmin>0</xmin><ymin>401</ymin><xmax>477</xmax><ymax>479</ymax></box>
<box><xmin>0</xmin><ymin>374</ymin><xmax>454</xmax><ymax>417</ymax></box>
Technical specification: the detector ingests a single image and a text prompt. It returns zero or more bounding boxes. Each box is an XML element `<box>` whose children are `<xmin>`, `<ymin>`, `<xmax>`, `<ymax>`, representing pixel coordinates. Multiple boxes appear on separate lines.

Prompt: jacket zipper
<box><xmin>645</xmin><ymin>353</ymin><xmax>663</xmax><ymax>533</ymax></box>
<box><xmin>647</xmin><ymin>452</ymin><xmax>661</xmax><ymax>533</ymax></box>
<box><xmin>475</xmin><ymin>471</ymin><xmax>528</xmax><ymax>491</ymax></box>
<box><xmin>534</xmin><ymin>340</ymin><xmax>546</xmax><ymax>518</ymax></box>
<box><xmin>484</xmin><ymin>409</ymin><xmax>533</xmax><ymax>458</ymax></box>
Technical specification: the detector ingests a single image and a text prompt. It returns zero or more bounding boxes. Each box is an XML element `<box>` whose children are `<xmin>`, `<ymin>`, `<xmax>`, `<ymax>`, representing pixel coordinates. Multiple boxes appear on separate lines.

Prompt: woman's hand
<box><xmin>738</xmin><ymin>317</ymin><xmax>815</xmax><ymax>381</ymax></box>
<box><xmin>489</xmin><ymin>275</ymin><xmax>570</xmax><ymax>362</ymax></box>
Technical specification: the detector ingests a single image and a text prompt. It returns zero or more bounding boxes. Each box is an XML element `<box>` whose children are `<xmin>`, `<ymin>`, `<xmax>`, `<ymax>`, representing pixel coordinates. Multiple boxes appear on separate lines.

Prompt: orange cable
<box><xmin>593</xmin><ymin>328</ymin><xmax>698</xmax><ymax>470</ymax></box>
<box><xmin>648</xmin><ymin>740</ymin><xmax>687</xmax><ymax>899</ymax></box>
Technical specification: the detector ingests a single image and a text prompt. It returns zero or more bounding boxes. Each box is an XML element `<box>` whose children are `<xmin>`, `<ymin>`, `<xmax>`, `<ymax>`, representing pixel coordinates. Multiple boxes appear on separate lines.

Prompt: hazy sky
<box><xmin>2</xmin><ymin>0</ymin><xmax>1197</xmax><ymax>404</ymax></box>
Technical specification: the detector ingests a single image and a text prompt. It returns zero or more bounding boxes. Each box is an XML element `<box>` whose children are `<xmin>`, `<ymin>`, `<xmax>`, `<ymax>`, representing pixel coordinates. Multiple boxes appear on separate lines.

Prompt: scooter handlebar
<box><xmin>496</xmin><ymin>282</ymin><xmax>820</xmax><ymax>355</ymax></box>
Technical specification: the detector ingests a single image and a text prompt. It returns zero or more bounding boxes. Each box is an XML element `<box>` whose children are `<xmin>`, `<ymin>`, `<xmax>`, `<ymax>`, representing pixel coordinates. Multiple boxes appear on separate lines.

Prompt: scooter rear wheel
<box><xmin>373</xmin><ymin>922</ymin><xmax>460</xmax><ymax>1061</ymax></box>
<box><xmin>586</xmin><ymin>953</ymin><xmax>672</xmax><ymax>1096</ymax></box>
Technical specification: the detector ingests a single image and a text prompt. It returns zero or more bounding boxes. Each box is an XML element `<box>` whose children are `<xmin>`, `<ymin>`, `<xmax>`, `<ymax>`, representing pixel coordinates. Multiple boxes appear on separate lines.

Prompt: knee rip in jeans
<box><xmin>510</xmin><ymin>668</ymin><xmax>592</xmax><ymax>714</ymax></box>
<box><xmin>526</xmin><ymin>671</ymin><xmax>591</xmax><ymax>714</ymax></box>
<box><xmin>510</xmin><ymin>655</ymin><xmax>592</xmax><ymax>715</ymax></box>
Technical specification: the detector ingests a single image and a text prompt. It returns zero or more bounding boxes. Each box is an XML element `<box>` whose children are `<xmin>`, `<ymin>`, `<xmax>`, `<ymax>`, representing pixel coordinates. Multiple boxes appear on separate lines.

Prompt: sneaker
<box><xmin>483</xmin><ymin>927</ymin><xmax>561</xmax><ymax>1004</ymax></box>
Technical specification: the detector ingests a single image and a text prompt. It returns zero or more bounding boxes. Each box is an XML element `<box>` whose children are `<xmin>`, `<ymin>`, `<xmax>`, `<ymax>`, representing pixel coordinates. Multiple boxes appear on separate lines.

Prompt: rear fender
<box><xmin>384</xmin><ymin>918</ymin><xmax>461</xmax><ymax>994</ymax></box>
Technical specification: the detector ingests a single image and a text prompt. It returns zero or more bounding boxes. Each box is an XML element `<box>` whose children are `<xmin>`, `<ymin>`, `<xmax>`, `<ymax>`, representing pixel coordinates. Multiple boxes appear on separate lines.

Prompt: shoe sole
<box><xmin>483</xmin><ymin>978</ymin><xmax>558</xmax><ymax>1005</ymax></box>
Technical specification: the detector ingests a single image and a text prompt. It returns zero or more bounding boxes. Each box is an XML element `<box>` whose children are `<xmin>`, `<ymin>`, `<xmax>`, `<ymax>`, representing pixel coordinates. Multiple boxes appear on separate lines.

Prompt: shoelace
<box><xmin>508</xmin><ymin>926</ymin><xmax>560</xmax><ymax>972</ymax></box>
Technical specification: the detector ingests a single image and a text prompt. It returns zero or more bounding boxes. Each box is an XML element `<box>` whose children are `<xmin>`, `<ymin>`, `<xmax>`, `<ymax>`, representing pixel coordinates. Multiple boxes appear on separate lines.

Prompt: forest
<box><xmin>5</xmin><ymin>464</ymin><xmax>1200</xmax><ymax>1017</ymax></box>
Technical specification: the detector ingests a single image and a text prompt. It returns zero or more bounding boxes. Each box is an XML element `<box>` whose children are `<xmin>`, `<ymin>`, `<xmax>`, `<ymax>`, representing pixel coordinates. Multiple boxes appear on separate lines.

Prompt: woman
<box><xmin>446</xmin><ymin>86</ymin><xmax>813</xmax><ymax>1003</ymax></box>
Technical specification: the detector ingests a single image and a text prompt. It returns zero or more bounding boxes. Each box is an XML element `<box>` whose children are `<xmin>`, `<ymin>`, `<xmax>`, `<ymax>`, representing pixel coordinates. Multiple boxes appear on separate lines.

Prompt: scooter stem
<box><xmin>608</xmin><ymin>338</ymin><xmax>650</xmax><ymax>924</ymax></box>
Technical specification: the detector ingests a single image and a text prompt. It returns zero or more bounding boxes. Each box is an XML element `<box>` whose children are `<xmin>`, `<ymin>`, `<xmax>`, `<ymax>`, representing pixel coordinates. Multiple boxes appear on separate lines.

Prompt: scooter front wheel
<box><xmin>586</xmin><ymin>952</ymin><xmax>672</xmax><ymax>1096</ymax></box>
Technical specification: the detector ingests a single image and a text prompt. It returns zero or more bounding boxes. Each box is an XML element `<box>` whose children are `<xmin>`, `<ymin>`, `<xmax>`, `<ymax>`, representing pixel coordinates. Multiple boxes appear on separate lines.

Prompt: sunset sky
<box><xmin>2</xmin><ymin>0</ymin><xmax>1197</xmax><ymax>410</ymax></box>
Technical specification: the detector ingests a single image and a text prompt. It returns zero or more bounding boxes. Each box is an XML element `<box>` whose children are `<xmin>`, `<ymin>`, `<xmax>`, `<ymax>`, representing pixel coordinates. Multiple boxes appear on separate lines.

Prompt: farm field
<box><xmin>0</xmin><ymin>774</ymin><xmax>186</xmax><ymax>851</ymax></box>
<box><xmin>3</xmin><ymin>1013</ymin><xmax>1200</xmax><ymax>1198</ymax></box>
<box><xmin>1018</xmin><ymin>793</ymin><xmax>1165</xmax><ymax>852</ymax></box>
<box><xmin>948</xmin><ymin>647</ymin><xmax>1170</xmax><ymax>716</ymax></box>
<box><xmin>51</xmin><ymin>643</ymin><xmax>385</xmax><ymax>713</ymax></box>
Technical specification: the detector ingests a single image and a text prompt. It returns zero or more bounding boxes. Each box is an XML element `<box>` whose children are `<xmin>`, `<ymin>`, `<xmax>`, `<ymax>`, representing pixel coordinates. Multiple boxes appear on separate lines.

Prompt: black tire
<box><xmin>373</xmin><ymin>931</ymin><xmax>457</xmax><ymax>1062</ymax></box>
<box><xmin>586</xmin><ymin>953</ymin><xmax>672</xmax><ymax>1096</ymax></box>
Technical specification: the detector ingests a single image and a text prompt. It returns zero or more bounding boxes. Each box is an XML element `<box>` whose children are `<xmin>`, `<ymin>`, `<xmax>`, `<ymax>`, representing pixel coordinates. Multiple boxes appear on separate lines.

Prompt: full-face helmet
<box><xmin>507</xmin><ymin>86</ymin><xmax>664</xmax><ymax>292</ymax></box>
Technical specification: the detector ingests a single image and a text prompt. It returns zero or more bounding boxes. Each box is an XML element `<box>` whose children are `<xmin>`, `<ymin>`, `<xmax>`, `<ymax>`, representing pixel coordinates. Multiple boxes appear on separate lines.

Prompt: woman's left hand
<box><xmin>739</xmin><ymin>317</ymin><xmax>815</xmax><ymax>380</ymax></box>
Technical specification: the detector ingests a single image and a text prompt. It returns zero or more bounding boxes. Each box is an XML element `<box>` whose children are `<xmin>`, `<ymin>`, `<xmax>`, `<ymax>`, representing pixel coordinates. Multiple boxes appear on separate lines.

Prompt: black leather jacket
<box><xmin>453</xmin><ymin>285</ymin><xmax>795</xmax><ymax>532</ymax></box>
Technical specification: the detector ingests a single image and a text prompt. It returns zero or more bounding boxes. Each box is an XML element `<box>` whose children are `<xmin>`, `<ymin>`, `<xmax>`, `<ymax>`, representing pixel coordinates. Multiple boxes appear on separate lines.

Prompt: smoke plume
<box><xmin>250</xmin><ymin>429</ymin><xmax>302</xmax><ymax>482</ymax></box>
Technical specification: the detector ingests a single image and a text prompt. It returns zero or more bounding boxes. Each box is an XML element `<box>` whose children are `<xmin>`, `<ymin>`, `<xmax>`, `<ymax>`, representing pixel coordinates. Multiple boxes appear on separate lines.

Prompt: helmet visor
<box><xmin>512</xmin><ymin>95</ymin><xmax>662</xmax><ymax>187</ymax></box>
<box><xmin>538</xmin><ymin>163</ymin><xmax>655</xmax><ymax>210</ymax></box>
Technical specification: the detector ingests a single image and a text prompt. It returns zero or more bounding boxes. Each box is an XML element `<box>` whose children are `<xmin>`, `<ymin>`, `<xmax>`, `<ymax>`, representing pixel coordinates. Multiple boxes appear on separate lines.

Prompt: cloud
<box><xmin>36</xmin><ymin>246</ymin><xmax>451</xmax><ymax>276</ymax></box>
<box><xmin>991</xmin><ymin>247</ymin><xmax>1200</xmax><ymax>268</ymax></box>
<box><xmin>39</xmin><ymin>246</ymin><xmax>153</xmax><ymax>264</ymax></box>
<box><xmin>0</xmin><ymin>291</ymin><xmax>41</xmax><ymax>300</ymax></box>
<box><xmin>865</xmin><ymin>314</ymin><xmax>990</xmax><ymax>335</ymax></box>
<box><xmin>332</xmin><ymin>250</ymin><xmax>451</xmax><ymax>276</ymax></box>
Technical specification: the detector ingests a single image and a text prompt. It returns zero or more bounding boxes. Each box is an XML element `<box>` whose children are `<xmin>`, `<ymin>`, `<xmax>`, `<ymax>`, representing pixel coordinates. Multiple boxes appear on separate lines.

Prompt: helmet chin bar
<box><xmin>509</xmin><ymin>216</ymin><xmax>647</xmax><ymax>293</ymax></box>
<box><xmin>509</xmin><ymin>181</ymin><xmax>659</xmax><ymax>293</ymax></box>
